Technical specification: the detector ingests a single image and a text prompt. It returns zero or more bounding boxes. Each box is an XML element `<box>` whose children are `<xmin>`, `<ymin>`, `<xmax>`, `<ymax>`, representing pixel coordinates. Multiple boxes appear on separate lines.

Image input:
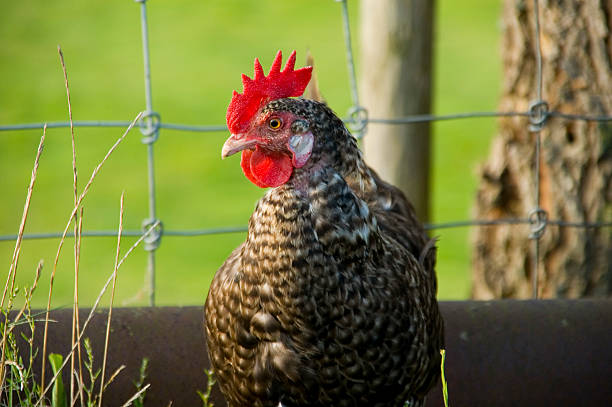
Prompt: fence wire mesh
<box><xmin>1</xmin><ymin>0</ymin><xmax>611</xmax><ymax>304</ymax></box>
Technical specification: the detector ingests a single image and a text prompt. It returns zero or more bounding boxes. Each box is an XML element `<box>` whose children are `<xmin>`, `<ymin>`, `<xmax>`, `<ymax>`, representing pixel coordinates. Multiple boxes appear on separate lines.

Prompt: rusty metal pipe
<box><xmin>9</xmin><ymin>300</ymin><xmax>612</xmax><ymax>406</ymax></box>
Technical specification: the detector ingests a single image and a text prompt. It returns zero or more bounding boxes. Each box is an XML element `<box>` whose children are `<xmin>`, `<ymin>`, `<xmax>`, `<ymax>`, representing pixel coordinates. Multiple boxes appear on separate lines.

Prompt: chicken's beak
<box><xmin>221</xmin><ymin>134</ymin><xmax>257</xmax><ymax>159</ymax></box>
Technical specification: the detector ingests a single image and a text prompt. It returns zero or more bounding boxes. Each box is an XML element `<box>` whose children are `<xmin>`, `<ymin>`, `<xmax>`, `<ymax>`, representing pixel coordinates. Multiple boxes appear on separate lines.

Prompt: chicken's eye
<box><xmin>268</xmin><ymin>117</ymin><xmax>282</xmax><ymax>130</ymax></box>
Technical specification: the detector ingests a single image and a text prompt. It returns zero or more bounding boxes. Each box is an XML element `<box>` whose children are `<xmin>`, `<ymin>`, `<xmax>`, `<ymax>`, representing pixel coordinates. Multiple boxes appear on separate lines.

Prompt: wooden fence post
<box><xmin>360</xmin><ymin>0</ymin><xmax>435</xmax><ymax>221</ymax></box>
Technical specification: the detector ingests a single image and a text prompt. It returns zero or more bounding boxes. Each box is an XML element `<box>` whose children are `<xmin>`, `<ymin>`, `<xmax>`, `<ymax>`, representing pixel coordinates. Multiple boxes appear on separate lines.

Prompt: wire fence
<box><xmin>1</xmin><ymin>0</ymin><xmax>612</xmax><ymax>305</ymax></box>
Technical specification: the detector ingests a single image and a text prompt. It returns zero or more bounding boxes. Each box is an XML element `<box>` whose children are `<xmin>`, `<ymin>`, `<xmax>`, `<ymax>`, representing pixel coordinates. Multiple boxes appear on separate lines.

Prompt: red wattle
<box><xmin>240</xmin><ymin>148</ymin><xmax>293</xmax><ymax>188</ymax></box>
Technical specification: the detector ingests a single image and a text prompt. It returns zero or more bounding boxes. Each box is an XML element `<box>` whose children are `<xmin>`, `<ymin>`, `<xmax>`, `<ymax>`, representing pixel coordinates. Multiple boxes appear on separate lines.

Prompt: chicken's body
<box><xmin>206</xmin><ymin>52</ymin><xmax>443</xmax><ymax>407</ymax></box>
<box><xmin>205</xmin><ymin>94</ymin><xmax>443</xmax><ymax>407</ymax></box>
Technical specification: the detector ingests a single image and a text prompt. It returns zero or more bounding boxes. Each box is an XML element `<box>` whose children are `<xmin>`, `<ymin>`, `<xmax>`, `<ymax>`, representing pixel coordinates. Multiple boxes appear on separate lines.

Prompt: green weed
<box><xmin>132</xmin><ymin>358</ymin><xmax>150</xmax><ymax>407</ymax></box>
<box><xmin>196</xmin><ymin>369</ymin><xmax>216</xmax><ymax>407</ymax></box>
<box><xmin>440</xmin><ymin>349</ymin><xmax>450</xmax><ymax>407</ymax></box>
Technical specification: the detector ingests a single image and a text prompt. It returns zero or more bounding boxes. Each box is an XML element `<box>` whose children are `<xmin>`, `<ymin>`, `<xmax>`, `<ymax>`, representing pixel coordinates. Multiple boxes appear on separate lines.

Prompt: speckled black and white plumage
<box><xmin>205</xmin><ymin>98</ymin><xmax>444</xmax><ymax>407</ymax></box>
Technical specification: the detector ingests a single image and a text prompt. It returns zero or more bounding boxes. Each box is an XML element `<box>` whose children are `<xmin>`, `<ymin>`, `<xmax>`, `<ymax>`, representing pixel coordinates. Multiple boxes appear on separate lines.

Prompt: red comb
<box><xmin>226</xmin><ymin>50</ymin><xmax>313</xmax><ymax>134</ymax></box>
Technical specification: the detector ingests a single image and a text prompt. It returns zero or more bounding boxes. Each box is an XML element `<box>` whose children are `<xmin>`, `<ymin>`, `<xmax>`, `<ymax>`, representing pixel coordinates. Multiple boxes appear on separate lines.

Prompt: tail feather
<box><xmin>304</xmin><ymin>50</ymin><xmax>325</xmax><ymax>103</ymax></box>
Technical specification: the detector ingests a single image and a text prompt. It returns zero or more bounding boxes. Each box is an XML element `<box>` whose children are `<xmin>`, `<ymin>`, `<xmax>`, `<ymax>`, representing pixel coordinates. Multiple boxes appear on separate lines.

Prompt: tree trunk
<box><xmin>360</xmin><ymin>0</ymin><xmax>434</xmax><ymax>221</ymax></box>
<box><xmin>472</xmin><ymin>0</ymin><xmax>612</xmax><ymax>299</ymax></box>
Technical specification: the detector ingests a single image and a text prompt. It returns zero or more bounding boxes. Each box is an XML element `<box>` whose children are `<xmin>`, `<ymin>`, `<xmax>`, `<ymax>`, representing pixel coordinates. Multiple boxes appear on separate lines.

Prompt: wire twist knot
<box><xmin>528</xmin><ymin>207</ymin><xmax>548</xmax><ymax>239</ymax></box>
<box><xmin>347</xmin><ymin>106</ymin><xmax>368</xmax><ymax>138</ymax></box>
<box><xmin>528</xmin><ymin>100</ymin><xmax>549</xmax><ymax>132</ymax></box>
<box><xmin>142</xmin><ymin>218</ymin><xmax>163</xmax><ymax>251</ymax></box>
<box><xmin>139</xmin><ymin>111</ymin><xmax>161</xmax><ymax>144</ymax></box>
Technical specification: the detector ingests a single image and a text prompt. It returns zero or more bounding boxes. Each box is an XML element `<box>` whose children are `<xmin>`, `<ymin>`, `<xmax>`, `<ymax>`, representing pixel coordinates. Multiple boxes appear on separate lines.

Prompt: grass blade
<box><xmin>440</xmin><ymin>349</ymin><xmax>450</xmax><ymax>407</ymax></box>
<box><xmin>49</xmin><ymin>353</ymin><xmax>68</xmax><ymax>407</ymax></box>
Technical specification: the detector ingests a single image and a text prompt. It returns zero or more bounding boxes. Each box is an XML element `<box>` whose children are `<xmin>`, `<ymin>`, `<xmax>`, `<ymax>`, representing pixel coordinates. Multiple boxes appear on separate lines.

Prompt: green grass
<box><xmin>0</xmin><ymin>0</ymin><xmax>501</xmax><ymax>307</ymax></box>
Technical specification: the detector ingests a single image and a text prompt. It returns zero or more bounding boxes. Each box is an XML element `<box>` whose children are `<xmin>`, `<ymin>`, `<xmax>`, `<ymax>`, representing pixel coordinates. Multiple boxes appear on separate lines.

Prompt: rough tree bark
<box><xmin>472</xmin><ymin>0</ymin><xmax>612</xmax><ymax>299</ymax></box>
<box><xmin>360</xmin><ymin>0</ymin><xmax>434</xmax><ymax>221</ymax></box>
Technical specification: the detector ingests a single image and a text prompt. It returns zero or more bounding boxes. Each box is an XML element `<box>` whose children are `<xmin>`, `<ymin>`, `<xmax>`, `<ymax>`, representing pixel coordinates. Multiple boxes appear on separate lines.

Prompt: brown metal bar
<box><xmin>10</xmin><ymin>300</ymin><xmax>612</xmax><ymax>406</ymax></box>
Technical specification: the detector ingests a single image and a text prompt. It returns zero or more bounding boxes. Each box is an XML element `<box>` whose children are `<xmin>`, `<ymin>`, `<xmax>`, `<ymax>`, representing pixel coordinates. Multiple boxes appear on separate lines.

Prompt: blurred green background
<box><xmin>0</xmin><ymin>1</ymin><xmax>500</xmax><ymax>308</ymax></box>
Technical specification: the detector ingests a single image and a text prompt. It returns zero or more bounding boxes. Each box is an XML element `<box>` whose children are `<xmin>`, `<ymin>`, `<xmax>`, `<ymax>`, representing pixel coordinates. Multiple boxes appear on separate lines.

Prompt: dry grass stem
<box><xmin>120</xmin><ymin>384</ymin><xmax>151</xmax><ymax>407</ymax></box>
<box><xmin>1</xmin><ymin>126</ymin><xmax>46</xmax><ymax>307</ymax></box>
<box><xmin>71</xmin><ymin>207</ymin><xmax>85</xmax><ymax>407</ymax></box>
<box><xmin>58</xmin><ymin>46</ymin><xmax>78</xmax><ymax>203</ymax></box>
<box><xmin>3</xmin><ymin>360</ymin><xmax>25</xmax><ymax>390</ymax></box>
<box><xmin>58</xmin><ymin>44</ymin><xmax>85</xmax><ymax>407</ymax></box>
<box><xmin>102</xmin><ymin>364</ymin><xmax>125</xmax><ymax>395</ymax></box>
<box><xmin>72</xmin><ymin>369</ymin><xmax>86</xmax><ymax>407</ymax></box>
<box><xmin>0</xmin><ymin>126</ymin><xmax>46</xmax><ymax>401</ymax></box>
<box><xmin>115</xmin><ymin>221</ymin><xmax>160</xmax><ymax>271</ymax></box>
<box><xmin>40</xmin><ymin>111</ymin><xmax>141</xmax><ymax>393</ymax></box>
<box><xmin>12</xmin><ymin>260</ymin><xmax>43</xmax><ymax>325</ymax></box>
<box><xmin>34</xmin><ymin>219</ymin><xmax>159</xmax><ymax>407</ymax></box>
<box><xmin>98</xmin><ymin>192</ymin><xmax>125</xmax><ymax>407</ymax></box>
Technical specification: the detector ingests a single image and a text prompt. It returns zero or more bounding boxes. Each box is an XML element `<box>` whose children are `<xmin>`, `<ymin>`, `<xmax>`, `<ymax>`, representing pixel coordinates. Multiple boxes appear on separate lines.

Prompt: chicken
<box><xmin>204</xmin><ymin>50</ymin><xmax>444</xmax><ymax>407</ymax></box>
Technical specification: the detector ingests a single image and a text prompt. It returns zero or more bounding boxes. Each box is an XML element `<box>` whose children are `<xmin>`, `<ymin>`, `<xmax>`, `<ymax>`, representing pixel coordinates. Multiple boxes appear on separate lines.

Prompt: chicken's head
<box><xmin>222</xmin><ymin>50</ymin><xmax>313</xmax><ymax>188</ymax></box>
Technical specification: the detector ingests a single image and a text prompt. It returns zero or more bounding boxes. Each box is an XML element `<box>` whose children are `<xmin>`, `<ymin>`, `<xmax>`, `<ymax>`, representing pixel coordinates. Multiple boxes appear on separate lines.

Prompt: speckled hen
<box><xmin>204</xmin><ymin>50</ymin><xmax>444</xmax><ymax>407</ymax></box>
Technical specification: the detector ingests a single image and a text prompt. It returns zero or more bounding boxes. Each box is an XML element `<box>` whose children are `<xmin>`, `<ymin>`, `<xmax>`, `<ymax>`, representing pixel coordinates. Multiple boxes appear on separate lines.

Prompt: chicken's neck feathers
<box><xmin>244</xmin><ymin>166</ymin><xmax>380</xmax><ymax>284</ymax></box>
